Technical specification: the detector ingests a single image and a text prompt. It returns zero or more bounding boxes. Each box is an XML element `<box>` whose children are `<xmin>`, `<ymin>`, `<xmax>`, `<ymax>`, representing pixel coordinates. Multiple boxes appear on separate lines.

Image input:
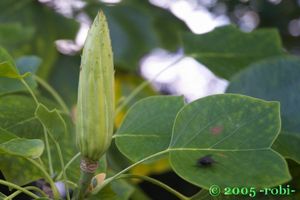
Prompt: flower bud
<box><xmin>76</xmin><ymin>11</ymin><xmax>114</xmax><ymax>162</ymax></box>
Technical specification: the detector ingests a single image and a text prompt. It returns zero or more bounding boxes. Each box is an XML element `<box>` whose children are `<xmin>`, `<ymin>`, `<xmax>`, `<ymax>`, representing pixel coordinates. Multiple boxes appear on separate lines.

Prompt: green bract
<box><xmin>76</xmin><ymin>11</ymin><xmax>114</xmax><ymax>162</ymax></box>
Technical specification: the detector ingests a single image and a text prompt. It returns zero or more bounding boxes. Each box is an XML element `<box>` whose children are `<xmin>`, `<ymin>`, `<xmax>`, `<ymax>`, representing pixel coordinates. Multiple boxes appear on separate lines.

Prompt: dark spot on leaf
<box><xmin>197</xmin><ymin>155</ymin><xmax>215</xmax><ymax>167</ymax></box>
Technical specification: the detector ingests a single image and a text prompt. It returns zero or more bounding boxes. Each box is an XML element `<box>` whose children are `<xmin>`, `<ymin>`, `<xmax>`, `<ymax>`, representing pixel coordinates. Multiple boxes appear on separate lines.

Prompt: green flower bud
<box><xmin>76</xmin><ymin>11</ymin><xmax>114</xmax><ymax>162</ymax></box>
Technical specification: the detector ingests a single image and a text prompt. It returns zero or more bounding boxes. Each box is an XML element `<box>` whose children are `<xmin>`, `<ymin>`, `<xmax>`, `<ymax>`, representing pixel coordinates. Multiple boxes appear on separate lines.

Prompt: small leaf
<box><xmin>0</xmin><ymin>46</ymin><xmax>15</xmax><ymax>67</ymax></box>
<box><xmin>182</xmin><ymin>26</ymin><xmax>284</xmax><ymax>79</ymax></box>
<box><xmin>0</xmin><ymin>138</ymin><xmax>44</xmax><ymax>158</ymax></box>
<box><xmin>169</xmin><ymin>94</ymin><xmax>290</xmax><ymax>188</ymax></box>
<box><xmin>0</xmin><ymin>61</ymin><xmax>21</xmax><ymax>79</ymax></box>
<box><xmin>115</xmin><ymin>96</ymin><xmax>184</xmax><ymax>162</ymax></box>
<box><xmin>0</xmin><ymin>128</ymin><xmax>44</xmax><ymax>158</ymax></box>
<box><xmin>0</xmin><ymin>53</ymin><xmax>40</xmax><ymax>95</ymax></box>
<box><xmin>0</xmin><ymin>128</ymin><xmax>44</xmax><ymax>185</ymax></box>
<box><xmin>226</xmin><ymin>56</ymin><xmax>300</xmax><ymax>163</ymax></box>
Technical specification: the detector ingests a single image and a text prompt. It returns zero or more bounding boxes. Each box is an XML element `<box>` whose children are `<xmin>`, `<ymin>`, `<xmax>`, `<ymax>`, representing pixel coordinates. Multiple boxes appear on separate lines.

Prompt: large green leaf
<box><xmin>0</xmin><ymin>95</ymin><xmax>43</xmax><ymax>185</ymax></box>
<box><xmin>115</xmin><ymin>94</ymin><xmax>289</xmax><ymax>189</ymax></box>
<box><xmin>226</xmin><ymin>56</ymin><xmax>300</xmax><ymax>163</ymax></box>
<box><xmin>0</xmin><ymin>95</ymin><xmax>71</xmax><ymax>185</ymax></box>
<box><xmin>169</xmin><ymin>94</ymin><xmax>290</xmax><ymax>189</ymax></box>
<box><xmin>115</xmin><ymin>96</ymin><xmax>185</xmax><ymax>162</ymax></box>
<box><xmin>182</xmin><ymin>26</ymin><xmax>284</xmax><ymax>79</ymax></box>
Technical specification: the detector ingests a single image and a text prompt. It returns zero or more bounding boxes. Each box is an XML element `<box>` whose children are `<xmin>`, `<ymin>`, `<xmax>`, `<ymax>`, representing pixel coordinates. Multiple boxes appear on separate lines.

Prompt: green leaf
<box><xmin>0</xmin><ymin>47</ymin><xmax>26</xmax><ymax>79</ymax></box>
<box><xmin>182</xmin><ymin>26</ymin><xmax>284</xmax><ymax>79</ymax></box>
<box><xmin>0</xmin><ymin>46</ymin><xmax>15</xmax><ymax>66</ymax></box>
<box><xmin>0</xmin><ymin>95</ymin><xmax>70</xmax><ymax>185</ymax></box>
<box><xmin>34</xmin><ymin>103</ymin><xmax>79</xmax><ymax>182</ymax></box>
<box><xmin>169</xmin><ymin>94</ymin><xmax>290</xmax><ymax>188</ymax></box>
<box><xmin>272</xmin><ymin>132</ymin><xmax>300</xmax><ymax>164</ymax></box>
<box><xmin>0</xmin><ymin>138</ymin><xmax>44</xmax><ymax>158</ymax></box>
<box><xmin>226</xmin><ymin>56</ymin><xmax>300</xmax><ymax>163</ymax></box>
<box><xmin>0</xmin><ymin>128</ymin><xmax>43</xmax><ymax>158</ymax></box>
<box><xmin>0</xmin><ymin>128</ymin><xmax>44</xmax><ymax>185</ymax></box>
<box><xmin>115</xmin><ymin>96</ymin><xmax>185</xmax><ymax>162</ymax></box>
<box><xmin>0</xmin><ymin>62</ymin><xmax>21</xmax><ymax>79</ymax></box>
<box><xmin>0</xmin><ymin>50</ymin><xmax>40</xmax><ymax>95</ymax></box>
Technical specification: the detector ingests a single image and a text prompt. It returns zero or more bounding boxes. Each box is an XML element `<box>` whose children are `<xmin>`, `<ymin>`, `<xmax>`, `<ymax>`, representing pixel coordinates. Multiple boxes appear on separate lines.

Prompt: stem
<box><xmin>43</xmin><ymin>126</ymin><xmax>54</xmax><ymax>175</ymax></box>
<box><xmin>47</xmin><ymin>132</ymin><xmax>70</xmax><ymax>200</ymax></box>
<box><xmin>73</xmin><ymin>169</ymin><xmax>95</xmax><ymax>200</ymax></box>
<box><xmin>4</xmin><ymin>186</ymin><xmax>48</xmax><ymax>200</ymax></box>
<box><xmin>0</xmin><ymin>180</ymin><xmax>40</xmax><ymax>199</ymax></box>
<box><xmin>26</xmin><ymin>158</ymin><xmax>60</xmax><ymax>199</ymax></box>
<box><xmin>114</xmin><ymin>56</ymin><xmax>184</xmax><ymax>117</ymax></box>
<box><xmin>34</xmin><ymin>75</ymin><xmax>70</xmax><ymax>113</ymax></box>
<box><xmin>91</xmin><ymin>149</ymin><xmax>170</xmax><ymax>195</ymax></box>
<box><xmin>56</xmin><ymin>152</ymin><xmax>81</xmax><ymax>181</ymax></box>
<box><xmin>64</xmin><ymin>180</ymin><xmax>78</xmax><ymax>189</ymax></box>
<box><xmin>117</xmin><ymin>174</ymin><xmax>189</xmax><ymax>200</ymax></box>
<box><xmin>20</xmin><ymin>78</ymin><xmax>39</xmax><ymax>106</ymax></box>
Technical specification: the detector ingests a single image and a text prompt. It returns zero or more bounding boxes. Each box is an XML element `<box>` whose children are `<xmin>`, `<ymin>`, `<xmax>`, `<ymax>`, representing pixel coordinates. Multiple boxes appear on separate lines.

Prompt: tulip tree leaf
<box><xmin>0</xmin><ymin>128</ymin><xmax>44</xmax><ymax>185</ymax></box>
<box><xmin>168</xmin><ymin>94</ymin><xmax>290</xmax><ymax>189</ymax></box>
<box><xmin>0</xmin><ymin>129</ymin><xmax>44</xmax><ymax>158</ymax></box>
<box><xmin>0</xmin><ymin>48</ymin><xmax>40</xmax><ymax>95</ymax></box>
<box><xmin>272</xmin><ymin>132</ymin><xmax>300</xmax><ymax>164</ymax></box>
<box><xmin>115</xmin><ymin>96</ymin><xmax>185</xmax><ymax>162</ymax></box>
<box><xmin>0</xmin><ymin>138</ymin><xmax>44</xmax><ymax>158</ymax></box>
<box><xmin>0</xmin><ymin>95</ymin><xmax>70</xmax><ymax>185</ymax></box>
<box><xmin>182</xmin><ymin>26</ymin><xmax>284</xmax><ymax>79</ymax></box>
<box><xmin>34</xmin><ymin>103</ymin><xmax>79</xmax><ymax>182</ymax></box>
<box><xmin>0</xmin><ymin>46</ymin><xmax>15</xmax><ymax>67</ymax></box>
<box><xmin>0</xmin><ymin>61</ymin><xmax>21</xmax><ymax>78</ymax></box>
<box><xmin>226</xmin><ymin>56</ymin><xmax>300</xmax><ymax>164</ymax></box>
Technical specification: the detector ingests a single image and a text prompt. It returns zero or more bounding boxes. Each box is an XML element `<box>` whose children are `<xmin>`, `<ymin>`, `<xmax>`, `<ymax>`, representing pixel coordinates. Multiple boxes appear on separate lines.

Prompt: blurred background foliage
<box><xmin>0</xmin><ymin>0</ymin><xmax>300</xmax><ymax>199</ymax></box>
